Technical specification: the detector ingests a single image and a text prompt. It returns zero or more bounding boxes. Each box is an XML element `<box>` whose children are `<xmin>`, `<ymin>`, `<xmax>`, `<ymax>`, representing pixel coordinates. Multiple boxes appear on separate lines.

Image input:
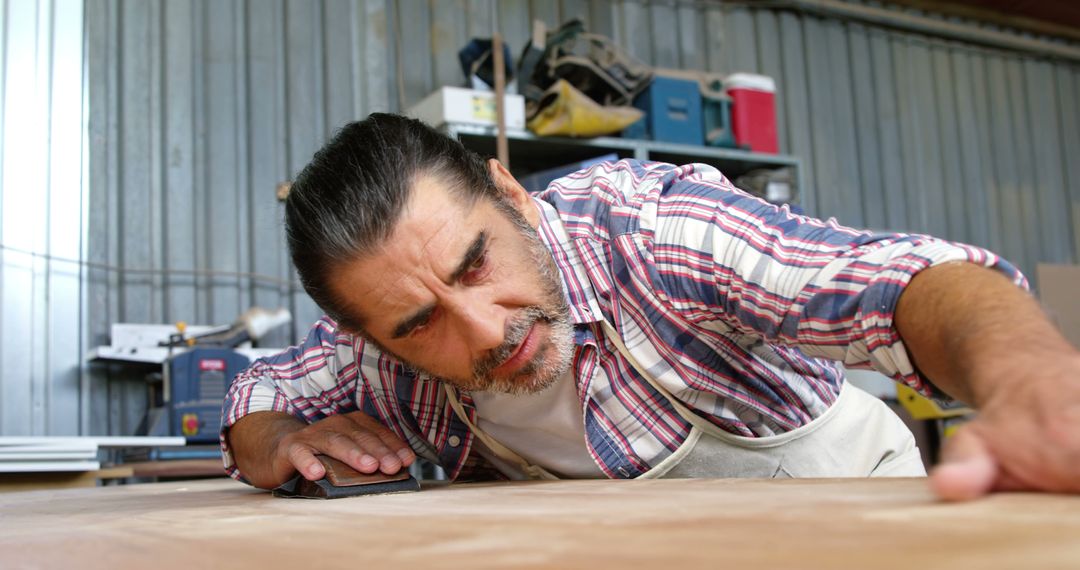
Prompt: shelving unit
<box><xmin>444</xmin><ymin>122</ymin><xmax>806</xmax><ymax>206</ymax></box>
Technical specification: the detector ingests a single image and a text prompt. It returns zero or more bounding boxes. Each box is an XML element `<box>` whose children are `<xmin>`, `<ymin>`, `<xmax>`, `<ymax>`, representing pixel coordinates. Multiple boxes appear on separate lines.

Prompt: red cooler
<box><xmin>726</xmin><ymin>73</ymin><xmax>778</xmax><ymax>154</ymax></box>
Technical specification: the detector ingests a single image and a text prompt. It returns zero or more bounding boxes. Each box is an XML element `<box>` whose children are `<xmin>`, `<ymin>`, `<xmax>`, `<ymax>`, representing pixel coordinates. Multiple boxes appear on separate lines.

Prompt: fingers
<box><xmin>286</xmin><ymin>443</ymin><xmax>327</xmax><ymax>481</ymax></box>
<box><xmin>929</xmin><ymin>426</ymin><xmax>998</xmax><ymax>502</ymax></box>
<box><xmin>346</xmin><ymin>413</ymin><xmax>417</xmax><ymax>472</ymax></box>
<box><xmin>322</xmin><ymin>431</ymin><xmax>385</xmax><ymax>474</ymax></box>
<box><xmin>278</xmin><ymin>413</ymin><xmax>418</xmax><ymax>481</ymax></box>
<box><xmin>992</xmin><ymin>471</ymin><xmax>1029</xmax><ymax>493</ymax></box>
<box><xmin>376</xmin><ymin>425</ymin><xmax>417</xmax><ymax>467</ymax></box>
<box><xmin>344</xmin><ymin>431</ymin><xmax>404</xmax><ymax>473</ymax></box>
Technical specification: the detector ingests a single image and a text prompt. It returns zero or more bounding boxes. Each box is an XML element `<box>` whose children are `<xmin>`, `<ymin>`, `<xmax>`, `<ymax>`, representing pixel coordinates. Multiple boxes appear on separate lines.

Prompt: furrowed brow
<box><xmin>449</xmin><ymin>231</ymin><xmax>488</xmax><ymax>283</ymax></box>
<box><xmin>391</xmin><ymin>304</ymin><xmax>436</xmax><ymax>339</ymax></box>
<box><xmin>389</xmin><ymin>232</ymin><xmax>487</xmax><ymax>340</ymax></box>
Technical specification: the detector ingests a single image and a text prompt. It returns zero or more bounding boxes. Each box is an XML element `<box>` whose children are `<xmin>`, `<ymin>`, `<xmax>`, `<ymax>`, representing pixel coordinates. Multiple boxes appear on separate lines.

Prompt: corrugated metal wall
<box><xmin>0</xmin><ymin>0</ymin><xmax>85</xmax><ymax>435</ymax></box>
<box><xmin>4</xmin><ymin>0</ymin><xmax>1076</xmax><ymax>435</ymax></box>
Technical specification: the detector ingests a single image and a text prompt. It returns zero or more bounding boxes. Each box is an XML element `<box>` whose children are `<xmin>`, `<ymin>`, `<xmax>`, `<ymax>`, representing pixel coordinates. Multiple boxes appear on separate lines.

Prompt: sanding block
<box><xmin>273</xmin><ymin>455</ymin><xmax>421</xmax><ymax>499</ymax></box>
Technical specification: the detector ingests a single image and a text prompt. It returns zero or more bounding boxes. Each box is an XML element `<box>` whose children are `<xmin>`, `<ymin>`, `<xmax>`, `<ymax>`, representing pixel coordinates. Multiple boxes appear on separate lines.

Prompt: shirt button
<box><xmin>448</xmin><ymin>435</ymin><xmax>462</xmax><ymax>447</ymax></box>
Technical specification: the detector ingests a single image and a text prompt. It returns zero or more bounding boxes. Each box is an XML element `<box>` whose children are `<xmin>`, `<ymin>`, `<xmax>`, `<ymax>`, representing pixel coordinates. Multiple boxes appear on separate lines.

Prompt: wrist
<box><xmin>231</xmin><ymin>411</ymin><xmax>307</xmax><ymax>488</ymax></box>
<box><xmin>963</xmin><ymin>341</ymin><xmax>1080</xmax><ymax>408</ymax></box>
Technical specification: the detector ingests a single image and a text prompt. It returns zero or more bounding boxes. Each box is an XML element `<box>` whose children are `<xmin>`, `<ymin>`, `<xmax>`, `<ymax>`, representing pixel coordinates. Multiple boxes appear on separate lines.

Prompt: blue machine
<box><xmin>169</xmin><ymin>348</ymin><xmax>250</xmax><ymax>444</ymax></box>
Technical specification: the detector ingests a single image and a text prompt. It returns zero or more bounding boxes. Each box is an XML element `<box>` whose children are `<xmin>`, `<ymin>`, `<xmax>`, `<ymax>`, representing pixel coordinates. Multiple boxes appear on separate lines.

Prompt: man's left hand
<box><xmin>894</xmin><ymin>262</ymin><xmax>1080</xmax><ymax>500</ymax></box>
<box><xmin>930</xmin><ymin>351</ymin><xmax>1080</xmax><ymax>500</ymax></box>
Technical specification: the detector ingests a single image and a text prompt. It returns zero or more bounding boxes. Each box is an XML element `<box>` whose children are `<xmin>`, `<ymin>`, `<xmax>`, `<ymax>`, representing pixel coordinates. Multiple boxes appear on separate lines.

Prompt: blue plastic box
<box><xmin>701</xmin><ymin>78</ymin><xmax>737</xmax><ymax>148</ymax></box>
<box><xmin>624</xmin><ymin>76</ymin><xmax>704</xmax><ymax>145</ymax></box>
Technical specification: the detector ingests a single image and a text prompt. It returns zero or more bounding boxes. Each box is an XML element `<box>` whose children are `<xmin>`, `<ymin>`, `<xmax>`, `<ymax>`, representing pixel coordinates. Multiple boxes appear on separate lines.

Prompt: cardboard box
<box><xmin>406</xmin><ymin>86</ymin><xmax>526</xmax><ymax>131</ymax></box>
<box><xmin>1037</xmin><ymin>263</ymin><xmax>1080</xmax><ymax>349</ymax></box>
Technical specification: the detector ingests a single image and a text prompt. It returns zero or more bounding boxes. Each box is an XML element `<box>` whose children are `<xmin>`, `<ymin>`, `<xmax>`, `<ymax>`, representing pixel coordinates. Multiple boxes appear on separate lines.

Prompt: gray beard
<box><xmin>475</xmin><ymin>206</ymin><xmax>575</xmax><ymax>394</ymax></box>
<box><xmin>467</xmin><ymin>304</ymin><xmax>575</xmax><ymax>395</ymax></box>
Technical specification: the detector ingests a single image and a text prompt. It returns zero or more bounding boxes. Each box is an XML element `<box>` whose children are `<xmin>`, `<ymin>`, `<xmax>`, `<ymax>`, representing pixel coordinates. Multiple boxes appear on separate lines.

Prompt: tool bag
<box><xmin>518</xmin><ymin>19</ymin><xmax>653</xmax><ymax>110</ymax></box>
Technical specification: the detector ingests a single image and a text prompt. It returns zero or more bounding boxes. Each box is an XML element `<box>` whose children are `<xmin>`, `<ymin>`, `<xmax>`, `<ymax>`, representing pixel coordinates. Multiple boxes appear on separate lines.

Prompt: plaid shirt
<box><xmin>221</xmin><ymin>160</ymin><xmax>1024</xmax><ymax>482</ymax></box>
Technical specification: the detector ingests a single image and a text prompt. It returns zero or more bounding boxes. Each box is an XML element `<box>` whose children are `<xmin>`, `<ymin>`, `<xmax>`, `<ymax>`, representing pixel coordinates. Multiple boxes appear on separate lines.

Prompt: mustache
<box><xmin>472</xmin><ymin>306</ymin><xmax>552</xmax><ymax>379</ymax></box>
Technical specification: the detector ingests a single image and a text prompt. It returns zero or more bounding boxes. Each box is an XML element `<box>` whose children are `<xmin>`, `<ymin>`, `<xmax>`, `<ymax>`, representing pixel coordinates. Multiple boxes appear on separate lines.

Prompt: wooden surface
<box><xmin>0</xmin><ymin>467</ymin><xmax>133</xmax><ymax>493</ymax></box>
<box><xmin>126</xmin><ymin>459</ymin><xmax>226</xmax><ymax>479</ymax></box>
<box><xmin>1</xmin><ymin>478</ymin><xmax>1078</xmax><ymax>569</ymax></box>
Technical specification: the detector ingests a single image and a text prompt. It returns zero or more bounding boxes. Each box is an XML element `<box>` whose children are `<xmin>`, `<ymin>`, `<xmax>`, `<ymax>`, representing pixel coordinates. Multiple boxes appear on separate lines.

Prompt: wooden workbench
<box><xmin>1</xmin><ymin>477</ymin><xmax>1077</xmax><ymax>569</ymax></box>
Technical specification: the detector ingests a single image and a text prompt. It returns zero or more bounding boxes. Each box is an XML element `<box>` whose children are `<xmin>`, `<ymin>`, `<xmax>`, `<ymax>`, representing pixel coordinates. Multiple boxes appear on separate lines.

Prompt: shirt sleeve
<box><xmin>219</xmin><ymin>317</ymin><xmax>364</xmax><ymax>483</ymax></box>
<box><xmin>646</xmin><ymin>164</ymin><xmax>1028</xmax><ymax>397</ymax></box>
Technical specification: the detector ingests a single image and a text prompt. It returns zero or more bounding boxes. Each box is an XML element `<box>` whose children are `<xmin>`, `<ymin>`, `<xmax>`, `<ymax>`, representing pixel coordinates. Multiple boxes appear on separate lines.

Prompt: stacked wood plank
<box><xmin>0</xmin><ymin>437</ymin><xmax>185</xmax><ymax>473</ymax></box>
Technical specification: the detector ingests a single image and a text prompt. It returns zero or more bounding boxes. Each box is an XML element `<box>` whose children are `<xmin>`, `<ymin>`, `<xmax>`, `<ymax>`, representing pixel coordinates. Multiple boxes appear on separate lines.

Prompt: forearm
<box><xmin>894</xmin><ymin>261</ymin><xmax>1078</xmax><ymax>406</ymax></box>
<box><xmin>226</xmin><ymin>411</ymin><xmax>308</xmax><ymax>489</ymax></box>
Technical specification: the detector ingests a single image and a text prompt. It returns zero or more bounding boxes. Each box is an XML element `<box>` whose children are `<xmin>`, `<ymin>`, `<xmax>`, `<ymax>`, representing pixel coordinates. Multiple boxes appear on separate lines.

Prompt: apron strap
<box><xmin>441</xmin><ymin>318</ymin><xmax>733</xmax><ymax>479</ymax></box>
<box><xmin>599</xmin><ymin>320</ymin><xmax>724</xmax><ymax>437</ymax></box>
<box><xmin>442</xmin><ymin>384</ymin><xmax>560</xmax><ymax>480</ymax></box>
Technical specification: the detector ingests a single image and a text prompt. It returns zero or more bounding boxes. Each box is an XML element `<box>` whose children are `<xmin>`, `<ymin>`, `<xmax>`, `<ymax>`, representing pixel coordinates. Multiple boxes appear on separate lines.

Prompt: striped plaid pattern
<box><xmin>221</xmin><ymin>159</ymin><xmax>1024</xmax><ymax>482</ymax></box>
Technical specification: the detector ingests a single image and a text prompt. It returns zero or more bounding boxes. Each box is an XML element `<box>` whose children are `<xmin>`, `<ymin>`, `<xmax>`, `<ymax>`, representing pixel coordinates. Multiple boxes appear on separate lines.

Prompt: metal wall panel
<box><xmin>694</xmin><ymin>3</ymin><xmax>1080</xmax><ymax>288</ymax></box>
<box><xmin>0</xmin><ymin>0</ymin><xmax>85</xmax><ymax>435</ymax></box>
<box><xmin>3</xmin><ymin>0</ymin><xmax>1076</xmax><ymax>435</ymax></box>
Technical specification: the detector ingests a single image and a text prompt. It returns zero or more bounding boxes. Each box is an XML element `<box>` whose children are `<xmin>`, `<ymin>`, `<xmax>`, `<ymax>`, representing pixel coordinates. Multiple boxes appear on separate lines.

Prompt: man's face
<box><xmin>327</xmin><ymin>166</ymin><xmax>574</xmax><ymax>394</ymax></box>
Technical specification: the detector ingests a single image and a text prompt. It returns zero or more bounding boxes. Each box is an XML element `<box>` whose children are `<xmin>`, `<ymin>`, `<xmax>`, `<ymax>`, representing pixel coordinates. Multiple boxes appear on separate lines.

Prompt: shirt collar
<box><xmin>531</xmin><ymin>197</ymin><xmax>605</xmax><ymax>326</ymax></box>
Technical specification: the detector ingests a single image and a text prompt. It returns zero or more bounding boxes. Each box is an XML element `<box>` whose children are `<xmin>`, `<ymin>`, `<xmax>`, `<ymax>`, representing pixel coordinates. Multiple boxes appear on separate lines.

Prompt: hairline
<box><xmin>328</xmin><ymin>170</ymin><xmax>520</xmax><ymax>334</ymax></box>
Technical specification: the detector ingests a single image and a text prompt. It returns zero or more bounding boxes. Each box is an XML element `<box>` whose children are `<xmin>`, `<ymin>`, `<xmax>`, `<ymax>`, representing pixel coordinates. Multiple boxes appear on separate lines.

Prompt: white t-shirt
<box><xmin>471</xmin><ymin>369</ymin><xmax>605</xmax><ymax>479</ymax></box>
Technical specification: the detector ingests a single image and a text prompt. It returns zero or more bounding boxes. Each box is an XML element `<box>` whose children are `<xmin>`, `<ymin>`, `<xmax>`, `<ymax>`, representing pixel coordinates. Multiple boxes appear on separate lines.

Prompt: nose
<box><xmin>447</xmin><ymin>292</ymin><xmax>507</xmax><ymax>355</ymax></box>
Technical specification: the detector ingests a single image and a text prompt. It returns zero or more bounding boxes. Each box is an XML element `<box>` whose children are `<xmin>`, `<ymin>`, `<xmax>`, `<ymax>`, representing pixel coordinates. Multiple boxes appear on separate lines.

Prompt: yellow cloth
<box><xmin>527</xmin><ymin>79</ymin><xmax>642</xmax><ymax>137</ymax></box>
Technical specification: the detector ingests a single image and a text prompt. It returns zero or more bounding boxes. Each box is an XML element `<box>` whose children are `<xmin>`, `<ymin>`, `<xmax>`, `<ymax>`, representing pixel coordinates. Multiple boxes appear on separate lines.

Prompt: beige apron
<box><xmin>444</xmin><ymin>321</ymin><xmax>925</xmax><ymax>480</ymax></box>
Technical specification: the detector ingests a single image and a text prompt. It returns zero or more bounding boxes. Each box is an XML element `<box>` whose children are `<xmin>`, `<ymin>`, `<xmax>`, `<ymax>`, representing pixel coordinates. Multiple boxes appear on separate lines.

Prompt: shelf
<box><xmin>451</xmin><ymin>127</ymin><xmax>639</xmax><ymax>178</ymax></box>
<box><xmin>445</xmin><ymin>122</ymin><xmax>804</xmax><ymax>204</ymax></box>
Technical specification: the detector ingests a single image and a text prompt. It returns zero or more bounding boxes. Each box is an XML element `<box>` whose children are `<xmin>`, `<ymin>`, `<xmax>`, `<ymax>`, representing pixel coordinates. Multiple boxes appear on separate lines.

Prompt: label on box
<box><xmin>406</xmin><ymin>86</ymin><xmax>526</xmax><ymax>130</ymax></box>
<box><xmin>471</xmin><ymin>95</ymin><xmax>496</xmax><ymax>122</ymax></box>
<box><xmin>199</xmin><ymin>358</ymin><xmax>226</xmax><ymax>372</ymax></box>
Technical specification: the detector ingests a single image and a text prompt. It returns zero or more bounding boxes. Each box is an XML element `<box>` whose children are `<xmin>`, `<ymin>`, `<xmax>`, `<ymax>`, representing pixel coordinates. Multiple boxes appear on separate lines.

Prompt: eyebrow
<box><xmin>390</xmin><ymin>305</ymin><xmax>435</xmax><ymax>339</ymax></box>
<box><xmin>450</xmin><ymin>231</ymin><xmax>488</xmax><ymax>282</ymax></box>
<box><xmin>389</xmin><ymin>231</ymin><xmax>488</xmax><ymax>339</ymax></box>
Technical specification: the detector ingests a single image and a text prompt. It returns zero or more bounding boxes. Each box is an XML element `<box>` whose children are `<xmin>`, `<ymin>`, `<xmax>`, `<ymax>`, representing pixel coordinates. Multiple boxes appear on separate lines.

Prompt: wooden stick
<box><xmin>492</xmin><ymin>32</ymin><xmax>509</xmax><ymax>169</ymax></box>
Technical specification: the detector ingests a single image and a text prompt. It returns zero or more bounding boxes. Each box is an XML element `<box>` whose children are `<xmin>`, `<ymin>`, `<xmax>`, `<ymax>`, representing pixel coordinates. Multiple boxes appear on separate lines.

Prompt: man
<box><xmin>223</xmin><ymin>113</ymin><xmax>1080</xmax><ymax>500</ymax></box>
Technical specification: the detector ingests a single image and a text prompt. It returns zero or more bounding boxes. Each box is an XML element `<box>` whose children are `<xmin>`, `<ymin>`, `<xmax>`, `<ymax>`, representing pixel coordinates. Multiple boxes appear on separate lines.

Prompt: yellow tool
<box><xmin>174</xmin><ymin>321</ymin><xmax>196</xmax><ymax>347</ymax></box>
<box><xmin>896</xmin><ymin>384</ymin><xmax>972</xmax><ymax>438</ymax></box>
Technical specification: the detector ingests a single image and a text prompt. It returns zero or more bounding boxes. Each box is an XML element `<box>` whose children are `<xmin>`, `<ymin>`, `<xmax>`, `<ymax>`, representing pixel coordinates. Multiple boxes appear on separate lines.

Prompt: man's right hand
<box><xmin>227</xmin><ymin>410</ymin><xmax>416</xmax><ymax>489</ymax></box>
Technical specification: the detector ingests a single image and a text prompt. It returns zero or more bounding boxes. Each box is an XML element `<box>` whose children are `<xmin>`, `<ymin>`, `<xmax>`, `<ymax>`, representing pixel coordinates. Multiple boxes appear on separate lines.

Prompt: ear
<box><xmin>487</xmin><ymin>158</ymin><xmax>540</xmax><ymax>227</ymax></box>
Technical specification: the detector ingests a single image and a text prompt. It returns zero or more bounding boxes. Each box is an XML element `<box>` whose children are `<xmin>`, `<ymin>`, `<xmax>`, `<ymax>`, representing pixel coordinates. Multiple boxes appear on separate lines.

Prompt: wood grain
<box><xmin>1</xmin><ymin>478</ymin><xmax>1077</xmax><ymax>569</ymax></box>
<box><xmin>0</xmin><ymin>467</ymin><xmax>133</xmax><ymax>493</ymax></box>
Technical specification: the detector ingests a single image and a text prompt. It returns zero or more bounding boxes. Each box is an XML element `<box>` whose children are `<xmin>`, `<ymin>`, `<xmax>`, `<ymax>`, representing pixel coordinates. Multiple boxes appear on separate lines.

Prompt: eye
<box><xmin>463</xmin><ymin>250</ymin><xmax>490</xmax><ymax>281</ymax></box>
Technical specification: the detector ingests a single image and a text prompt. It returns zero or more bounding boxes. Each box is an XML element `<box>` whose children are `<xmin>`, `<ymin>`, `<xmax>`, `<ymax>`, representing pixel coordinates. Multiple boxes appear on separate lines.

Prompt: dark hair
<box><xmin>285</xmin><ymin>113</ymin><xmax>497</xmax><ymax>331</ymax></box>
